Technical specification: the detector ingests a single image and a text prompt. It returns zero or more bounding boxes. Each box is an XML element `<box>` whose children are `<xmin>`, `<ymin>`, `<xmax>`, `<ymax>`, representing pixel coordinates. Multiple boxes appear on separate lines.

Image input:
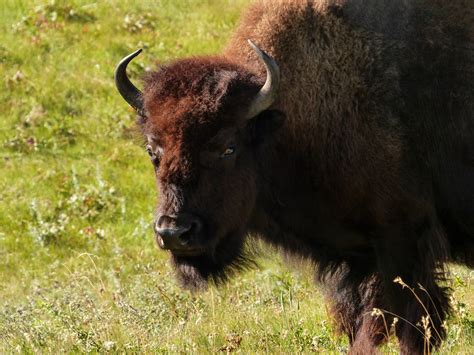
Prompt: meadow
<box><xmin>0</xmin><ymin>0</ymin><xmax>472</xmax><ymax>353</ymax></box>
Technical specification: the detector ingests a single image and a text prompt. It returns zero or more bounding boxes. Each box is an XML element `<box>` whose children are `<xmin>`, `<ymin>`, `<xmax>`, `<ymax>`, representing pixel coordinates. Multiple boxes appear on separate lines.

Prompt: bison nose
<box><xmin>154</xmin><ymin>214</ymin><xmax>203</xmax><ymax>255</ymax></box>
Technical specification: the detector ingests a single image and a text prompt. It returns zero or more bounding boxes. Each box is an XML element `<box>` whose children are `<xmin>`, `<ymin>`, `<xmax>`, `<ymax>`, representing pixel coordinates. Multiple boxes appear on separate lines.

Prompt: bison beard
<box><xmin>172</xmin><ymin>231</ymin><xmax>251</xmax><ymax>290</ymax></box>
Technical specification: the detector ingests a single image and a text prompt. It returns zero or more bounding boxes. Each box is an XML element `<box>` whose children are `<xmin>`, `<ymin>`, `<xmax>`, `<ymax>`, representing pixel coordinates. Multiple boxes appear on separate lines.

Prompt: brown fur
<box><xmin>225</xmin><ymin>0</ymin><xmax>406</xmax><ymax>225</ymax></box>
<box><xmin>137</xmin><ymin>1</ymin><xmax>474</xmax><ymax>353</ymax></box>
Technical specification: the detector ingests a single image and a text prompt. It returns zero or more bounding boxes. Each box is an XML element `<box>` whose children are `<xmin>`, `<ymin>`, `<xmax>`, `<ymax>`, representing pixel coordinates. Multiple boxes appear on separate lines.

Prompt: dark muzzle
<box><xmin>154</xmin><ymin>213</ymin><xmax>203</xmax><ymax>256</ymax></box>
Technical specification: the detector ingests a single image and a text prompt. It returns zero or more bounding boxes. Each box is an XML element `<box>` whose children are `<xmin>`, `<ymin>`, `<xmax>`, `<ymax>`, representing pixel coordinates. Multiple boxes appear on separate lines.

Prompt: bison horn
<box><xmin>245</xmin><ymin>40</ymin><xmax>280</xmax><ymax>119</ymax></box>
<box><xmin>114</xmin><ymin>49</ymin><xmax>145</xmax><ymax>115</ymax></box>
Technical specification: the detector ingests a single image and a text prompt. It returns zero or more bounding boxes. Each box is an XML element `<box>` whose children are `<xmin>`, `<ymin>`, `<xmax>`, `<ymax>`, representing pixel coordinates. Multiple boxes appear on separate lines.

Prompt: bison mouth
<box><xmin>155</xmin><ymin>232</ymin><xmax>204</xmax><ymax>257</ymax></box>
<box><xmin>170</xmin><ymin>230</ymin><xmax>252</xmax><ymax>290</ymax></box>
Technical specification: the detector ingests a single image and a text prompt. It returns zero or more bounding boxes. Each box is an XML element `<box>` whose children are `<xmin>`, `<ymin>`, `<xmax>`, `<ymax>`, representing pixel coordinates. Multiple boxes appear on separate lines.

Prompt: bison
<box><xmin>114</xmin><ymin>0</ymin><xmax>474</xmax><ymax>353</ymax></box>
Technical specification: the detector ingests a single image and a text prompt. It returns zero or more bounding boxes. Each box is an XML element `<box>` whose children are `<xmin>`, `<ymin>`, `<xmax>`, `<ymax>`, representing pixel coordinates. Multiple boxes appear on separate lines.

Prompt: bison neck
<box><xmin>249</xmin><ymin>142</ymin><xmax>377</xmax><ymax>264</ymax></box>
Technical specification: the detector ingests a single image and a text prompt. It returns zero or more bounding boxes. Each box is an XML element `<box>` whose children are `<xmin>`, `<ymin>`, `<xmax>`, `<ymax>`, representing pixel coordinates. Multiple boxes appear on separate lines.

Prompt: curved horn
<box><xmin>245</xmin><ymin>40</ymin><xmax>280</xmax><ymax>119</ymax></box>
<box><xmin>114</xmin><ymin>49</ymin><xmax>144</xmax><ymax>114</ymax></box>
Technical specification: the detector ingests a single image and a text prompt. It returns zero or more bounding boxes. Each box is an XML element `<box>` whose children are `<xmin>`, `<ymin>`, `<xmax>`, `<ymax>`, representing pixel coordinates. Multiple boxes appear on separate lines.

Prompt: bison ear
<box><xmin>248</xmin><ymin>109</ymin><xmax>285</xmax><ymax>143</ymax></box>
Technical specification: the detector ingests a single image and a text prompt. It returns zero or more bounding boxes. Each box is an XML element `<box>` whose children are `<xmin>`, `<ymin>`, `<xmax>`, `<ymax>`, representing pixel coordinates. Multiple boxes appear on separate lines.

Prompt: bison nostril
<box><xmin>178</xmin><ymin>233</ymin><xmax>192</xmax><ymax>245</ymax></box>
<box><xmin>190</xmin><ymin>218</ymin><xmax>203</xmax><ymax>234</ymax></box>
<box><xmin>177</xmin><ymin>218</ymin><xmax>202</xmax><ymax>245</ymax></box>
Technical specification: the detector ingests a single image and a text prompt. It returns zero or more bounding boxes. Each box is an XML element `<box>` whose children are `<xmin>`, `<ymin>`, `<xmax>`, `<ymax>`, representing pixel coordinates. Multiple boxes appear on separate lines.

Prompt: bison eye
<box><xmin>220</xmin><ymin>145</ymin><xmax>236</xmax><ymax>158</ymax></box>
<box><xmin>146</xmin><ymin>144</ymin><xmax>162</xmax><ymax>165</ymax></box>
<box><xmin>145</xmin><ymin>144</ymin><xmax>154</xmax><ymax>157</ymax></box>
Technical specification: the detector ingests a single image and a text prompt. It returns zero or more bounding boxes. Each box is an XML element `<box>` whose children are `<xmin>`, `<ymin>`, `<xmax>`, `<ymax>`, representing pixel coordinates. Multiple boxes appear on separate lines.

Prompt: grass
<box><xmin>0</xmin><ymin>0</ymin><xmax>472</xmax><ymax>353</ymax></box>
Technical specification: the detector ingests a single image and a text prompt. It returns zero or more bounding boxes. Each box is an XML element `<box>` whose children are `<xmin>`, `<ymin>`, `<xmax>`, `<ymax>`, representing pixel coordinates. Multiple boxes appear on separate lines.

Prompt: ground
<box><xmin>0</xmin><ymin>0</ymin><xmax>472</xmax><ymax>353</ymax></box>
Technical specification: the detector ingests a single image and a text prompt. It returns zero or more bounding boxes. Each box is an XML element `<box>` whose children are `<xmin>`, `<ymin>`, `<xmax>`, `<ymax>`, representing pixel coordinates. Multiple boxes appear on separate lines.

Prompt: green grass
<box><xmin>0</xmin><ymin>0</ymin><xmax>472</xmax><ymax>353</ymax></box>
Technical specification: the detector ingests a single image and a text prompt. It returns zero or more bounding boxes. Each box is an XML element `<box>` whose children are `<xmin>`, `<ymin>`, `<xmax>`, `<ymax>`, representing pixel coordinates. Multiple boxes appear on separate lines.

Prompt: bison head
<box><xmin>115</xmin><ymin>42</ymin><xmax>284</xmax><ymax>289</ymax></box>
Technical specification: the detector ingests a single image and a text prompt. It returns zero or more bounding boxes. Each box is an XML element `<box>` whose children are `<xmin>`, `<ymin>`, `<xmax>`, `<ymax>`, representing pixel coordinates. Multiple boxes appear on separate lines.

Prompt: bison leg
<box><xmin>374</xmin><ymin>223</ymin><xmax>451</xmax><ymax>355</ymax></box>
<box><xmin>326</xmin><ymin>265</ymin><xmax>387</xmax><ymax>354</ymax></box>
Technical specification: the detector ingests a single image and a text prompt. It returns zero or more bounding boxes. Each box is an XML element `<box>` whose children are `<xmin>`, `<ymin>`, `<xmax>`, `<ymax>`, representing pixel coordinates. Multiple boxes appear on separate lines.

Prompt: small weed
<box><xmin>121</xmin><ymin>13</ymin><xmax>157</xmax><ymax>33</ymax></box>
<box><xmin>4</xmin><ymin>108</ymin><xmax>78</xmax><ymax>153</ymax></box>
<box><xmin>29</xmin><ymin>168</ymin><xmax>122</xmax><ymax>246</ymax></box>
<box><xmin>12</xmin><ymin>1</ymin><xmax>96</xmax><ymax>33</ymax></box>
<box><xmin>370</xmin><ymin>275</ymin><xmax>474</xmax><ymax>354</ymax></box>
<box><xmin>0</xmin><ymin>45</ymin><xmax>22</xmax><ymax>64</ymax></box>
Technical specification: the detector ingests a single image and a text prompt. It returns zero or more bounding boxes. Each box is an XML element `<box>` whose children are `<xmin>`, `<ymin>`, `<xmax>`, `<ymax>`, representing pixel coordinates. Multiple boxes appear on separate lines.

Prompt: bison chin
<box><xmin>171</xmin><ymin>231</ymin><xmax>253</xmax><ymax>291</ymax></box>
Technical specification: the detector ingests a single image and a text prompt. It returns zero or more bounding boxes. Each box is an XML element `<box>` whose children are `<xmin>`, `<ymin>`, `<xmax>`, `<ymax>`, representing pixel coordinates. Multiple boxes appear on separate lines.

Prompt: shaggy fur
<box><xmin>137</xmin><ymin>1</ymin><xmax>473</xmax><ymax>353</ymax></box>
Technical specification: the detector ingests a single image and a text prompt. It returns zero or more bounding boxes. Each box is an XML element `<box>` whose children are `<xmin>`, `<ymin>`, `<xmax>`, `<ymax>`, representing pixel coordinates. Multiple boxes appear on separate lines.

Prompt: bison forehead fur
<box><xmin>143</xmin><ymin>57</ymin><xmax>261</xmax><ymax>128</ymax></box>
<box><xmin>117</xmin><ymin>0</ymin><xmax>474</xmax><ymax>353</ymax></box>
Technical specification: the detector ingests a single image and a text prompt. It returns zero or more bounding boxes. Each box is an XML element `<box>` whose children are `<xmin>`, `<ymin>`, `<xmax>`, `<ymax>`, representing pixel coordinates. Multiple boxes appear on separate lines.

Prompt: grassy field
<box><xmin>0</xmin><ymin>0</ymin><xmax>472</xmax><ymax>353</ymax></box>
